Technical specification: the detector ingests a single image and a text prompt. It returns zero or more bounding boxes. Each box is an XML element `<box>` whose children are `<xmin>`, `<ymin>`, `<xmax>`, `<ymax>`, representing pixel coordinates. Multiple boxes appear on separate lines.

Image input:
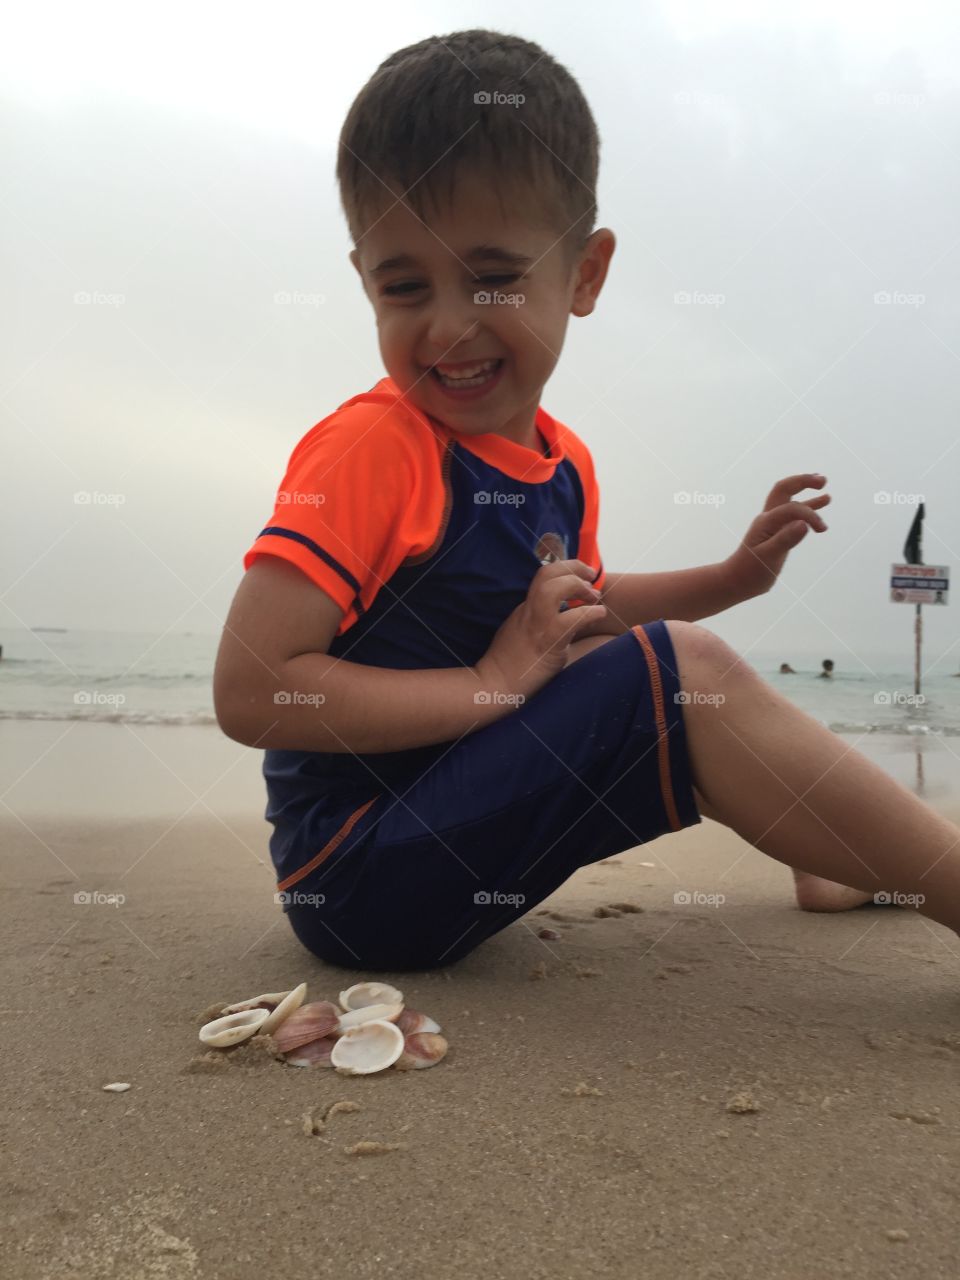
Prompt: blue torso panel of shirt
<box><xmin>262</xmin><ymin>434</ymin><xmax>589</xmax><ymax>879</ymax></box>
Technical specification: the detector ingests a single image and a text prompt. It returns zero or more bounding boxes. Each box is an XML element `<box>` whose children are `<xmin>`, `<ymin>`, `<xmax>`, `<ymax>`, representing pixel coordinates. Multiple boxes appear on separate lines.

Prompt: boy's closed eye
<box><xmin>383</xmin><ymin>273</ymin><xmax>523</xmax><ymax>297</ymax></box>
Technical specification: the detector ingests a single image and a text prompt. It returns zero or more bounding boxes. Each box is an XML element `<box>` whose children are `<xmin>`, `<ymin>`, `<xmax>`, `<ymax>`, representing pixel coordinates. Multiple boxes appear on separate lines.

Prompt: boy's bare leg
<box><xmin>789</xmin><ymin>869</ymin><xmax>875</xmax><ymax>912</ymax></box>
<box><xmin>692</xmin><ymin>786</ymin><xmax>874</xmax><ymax>911</ymax></box>
<box><xmin>667</xmin><ymin>620</ymin><xmax>960</xmax><ymax>935</ymax></box>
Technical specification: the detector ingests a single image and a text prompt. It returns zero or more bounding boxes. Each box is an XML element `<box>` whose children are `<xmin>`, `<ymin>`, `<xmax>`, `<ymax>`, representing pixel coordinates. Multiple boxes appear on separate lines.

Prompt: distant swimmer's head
<box><xmin>337</xmin><ymin>30</ymin><xmax>616</xmax><ymax>447</ymax></box>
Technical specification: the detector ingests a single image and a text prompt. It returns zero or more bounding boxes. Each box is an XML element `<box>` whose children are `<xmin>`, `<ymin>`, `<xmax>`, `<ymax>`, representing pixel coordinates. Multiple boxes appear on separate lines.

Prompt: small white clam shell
<box><xmin>260</xmin><ymin>982</ymin><xmax>307</xmax><ymax>1034</ymax></box>
<box><xmin>339</xmin><ymin>981</ymin><xmax>404</xmax><ymax>1012</ymax></box>
<box><xmin>330</xmin><ymin>1019</ymin><xmax>404</xmax><ymax>1075</ymax></box>
<box><xmin>219</xmin><ymin>982</ymin><xmax>307</xmax><ymax>1032</ymax></box>
<box><xmin>337</xmin><ymin>1002</ymin><xmax>403</xmax><ymax>1032</ymax></box>
<box><xmin>199</xmin><ymin>1007</ymin><xmax>269</xmax><ymax>1048</ymax></box>
<box><xmin>220</xmin><ymin>990</ymin><xmax>289</xmax><ymax>1015</ymax></box>
<box><xmin>102</xmin><ymin>1082</ymin><xmax>131</xmax><ymax>1093</ymax></box>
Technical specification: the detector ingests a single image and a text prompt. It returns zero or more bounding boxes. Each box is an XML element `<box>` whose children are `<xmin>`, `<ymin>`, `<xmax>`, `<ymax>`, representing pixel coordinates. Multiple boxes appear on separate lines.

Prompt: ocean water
<box><xmin>1</xmin><ymin>626</ymin><xmax>959</xmax><ymax>737</ymax></box>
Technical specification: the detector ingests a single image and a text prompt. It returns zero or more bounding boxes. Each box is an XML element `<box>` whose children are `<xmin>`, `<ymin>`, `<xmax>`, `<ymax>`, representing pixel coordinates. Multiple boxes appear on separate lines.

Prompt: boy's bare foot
<box><xmin>791</xmin><ymin>869</ymin><xmax>874</xmax><ymax>912</ymax></box>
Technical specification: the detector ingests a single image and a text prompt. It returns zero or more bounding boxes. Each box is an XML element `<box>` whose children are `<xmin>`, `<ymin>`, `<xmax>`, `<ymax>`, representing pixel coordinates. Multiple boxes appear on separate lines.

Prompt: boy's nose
<box><xmin>424</xmin><ymin>306</ymin><xmax>481</xmax><ymax>355</ymax></box>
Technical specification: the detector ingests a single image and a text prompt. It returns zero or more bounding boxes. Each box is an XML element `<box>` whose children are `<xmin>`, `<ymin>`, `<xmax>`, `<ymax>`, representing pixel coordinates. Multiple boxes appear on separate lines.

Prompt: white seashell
<box><xmin>331</xmin><ymin>1019</ymin><xmax>404</xmax><ymax>1075</ymax></box>
<box><xmin>102</xmin><ymin>1082</ymin><xmax>131</xmax><ymax>1093</ymax></box>
<box><xmin>260</xmin><ymin>982</ymin><xmax>307</xmax><ymax>1035</ymax></box>
<box><xmin>337</xmin><ymin>1002</ymin><xmax>403</xmax><ymax>1032</ymax></box>
<box><xmin>220</xmin><ymin>990</ymin><xmax>289</xmax><ymax>1015</ymax></box>
<box><xmin>395</xmin><ymin>1008</ymin><xmax>441</xmax><ymax>1035</ymax></box>
<box><xmin>199</xmin><ymin>1007</ymin><xmax>269</xmax><ymax>1048</ymax></box>
<box><xmin>219</xmin><ymin>982</ymin><xmax>307</xmax><ymax>1032</ymax></box>
<box><xmin>339</xmin><ymin>981</ymin><xmax>404</xmax><ymax>1012</ymax></box>
<box><xmin>395</xmin><ymin>1032</ymin><xmax>448</xmax><ymax>1070</ymax></box>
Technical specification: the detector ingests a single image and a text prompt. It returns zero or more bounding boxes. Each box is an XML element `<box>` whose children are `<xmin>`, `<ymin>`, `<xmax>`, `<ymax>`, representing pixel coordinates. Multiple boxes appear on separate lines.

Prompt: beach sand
<box><xmin>4</xmin><ymin>720</ymin><xmax>960</xmax><ymax>1279</ymax></box>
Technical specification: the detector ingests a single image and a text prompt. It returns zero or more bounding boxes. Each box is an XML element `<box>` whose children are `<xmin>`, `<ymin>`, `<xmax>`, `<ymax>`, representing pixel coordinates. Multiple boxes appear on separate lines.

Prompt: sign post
<box><xmin>889</xmin><ymin>564</ymin><xmax>950</xmax><ymax>697</ymax></box>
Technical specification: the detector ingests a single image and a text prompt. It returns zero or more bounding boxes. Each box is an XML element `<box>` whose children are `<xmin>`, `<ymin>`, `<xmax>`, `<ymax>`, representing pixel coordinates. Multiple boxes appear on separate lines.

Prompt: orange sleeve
<box><xmin>243</xmin><ymin>406</ymin><xmax>441</xmax><ymax>635</ymax></box>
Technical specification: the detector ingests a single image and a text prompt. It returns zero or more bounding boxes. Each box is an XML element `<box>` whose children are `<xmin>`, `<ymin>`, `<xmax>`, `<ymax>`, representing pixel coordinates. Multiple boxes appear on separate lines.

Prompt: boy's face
<box><xmin>349</xmin><ymin>169</ymin><xmax>615</xmax><ymax>449</ymax></box>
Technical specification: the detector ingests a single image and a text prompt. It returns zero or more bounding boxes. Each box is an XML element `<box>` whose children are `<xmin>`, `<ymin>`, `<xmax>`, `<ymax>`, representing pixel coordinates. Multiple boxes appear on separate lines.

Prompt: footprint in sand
<box><xmin>593</xmin><ymin>901</ymin><xmax>646</xmax><ymax>919</ymax></box>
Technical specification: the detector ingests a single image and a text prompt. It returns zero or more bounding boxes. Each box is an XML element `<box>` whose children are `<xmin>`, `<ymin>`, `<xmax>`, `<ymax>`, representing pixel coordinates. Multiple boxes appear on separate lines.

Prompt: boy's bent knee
<box><xmin>663</xmin><ymin>619</ymin><xmax>756</xmax><ymax>684</ymax></box>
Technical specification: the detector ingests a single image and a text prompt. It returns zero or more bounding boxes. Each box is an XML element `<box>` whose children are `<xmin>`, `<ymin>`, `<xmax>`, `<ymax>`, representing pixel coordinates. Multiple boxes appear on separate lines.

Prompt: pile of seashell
<box><xmin>198</xmin><ymin>980</ymin><xmax>447</xmax><ymax>1075</ymax></box>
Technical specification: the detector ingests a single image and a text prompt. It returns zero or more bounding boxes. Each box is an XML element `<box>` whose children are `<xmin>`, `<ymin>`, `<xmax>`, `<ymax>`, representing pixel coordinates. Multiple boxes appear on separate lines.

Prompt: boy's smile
<box><xmin>350</xmin><ymin>170</ymin><xmax>615</xmax><ymax>450</ymax></box>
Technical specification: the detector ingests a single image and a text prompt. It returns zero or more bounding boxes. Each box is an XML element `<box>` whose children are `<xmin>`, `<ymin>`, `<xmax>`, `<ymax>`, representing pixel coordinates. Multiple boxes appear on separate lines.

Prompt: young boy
<box><xmin>213</xmin><ymin>29</ymin><xmax>960</xmax><ymax>971</ymax></box>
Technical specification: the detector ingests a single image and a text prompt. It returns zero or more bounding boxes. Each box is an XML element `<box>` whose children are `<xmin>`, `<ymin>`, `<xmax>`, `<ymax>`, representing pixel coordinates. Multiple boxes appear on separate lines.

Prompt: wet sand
<box><xmin>3</xmin><ymin>721</ymin><xmax>960</xmax><ymax>1279</ymax></box>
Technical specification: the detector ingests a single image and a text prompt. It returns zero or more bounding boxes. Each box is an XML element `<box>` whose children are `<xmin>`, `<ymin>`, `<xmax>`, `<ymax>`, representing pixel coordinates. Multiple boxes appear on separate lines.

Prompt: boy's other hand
<box><xmin>722</xmin><ymin>473</ymin><xmax>831</xmax><ymax>600</ymax></box>
<box><xmin>475</xmin><ymin>559</ymin><xmax>607</xmax><ymax>702</ymax></box>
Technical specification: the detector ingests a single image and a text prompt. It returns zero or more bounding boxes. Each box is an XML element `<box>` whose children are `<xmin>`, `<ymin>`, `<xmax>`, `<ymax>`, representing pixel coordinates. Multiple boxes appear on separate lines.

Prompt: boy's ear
<box><xmin>570</xmin><ymin>228</ymin><xmax>616</xmax><ymax>319</ymax></box>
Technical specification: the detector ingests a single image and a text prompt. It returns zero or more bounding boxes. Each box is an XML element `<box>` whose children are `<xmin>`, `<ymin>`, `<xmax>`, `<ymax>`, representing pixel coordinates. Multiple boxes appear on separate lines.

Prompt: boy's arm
<box><xmin>574</xmin><ymin>471</ymin><xmax>833</xmax><ymax>635</ymax></box>
<box><xmin>574</xmin><ymin>562</ymin><xmax>746</xmax><ymax>635</ymax></box>
<box><xmin>214</xmin><ymin>558</ymin><xmax>518</xmax><ymax>754</ymax></box>
<box><xmin>582</xmin><ymin>472</ymin><xmax>832</xmax><ymax>634</ymax></box>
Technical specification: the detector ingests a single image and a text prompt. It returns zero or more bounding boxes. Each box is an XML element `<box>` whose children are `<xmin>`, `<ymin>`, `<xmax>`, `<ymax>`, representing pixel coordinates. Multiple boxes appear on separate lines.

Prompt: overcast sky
<box><xmin>3</xmin><ymin>0</ymin><xmax>959</xmax><ymax>671</ymax></box>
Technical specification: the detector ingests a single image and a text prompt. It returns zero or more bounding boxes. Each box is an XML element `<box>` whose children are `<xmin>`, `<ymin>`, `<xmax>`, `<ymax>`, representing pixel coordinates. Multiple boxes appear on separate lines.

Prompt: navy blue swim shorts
<box><xmin>277</xmin><ymin>619</ymin><xmax>702</xmax><ymax>971</ymax></box>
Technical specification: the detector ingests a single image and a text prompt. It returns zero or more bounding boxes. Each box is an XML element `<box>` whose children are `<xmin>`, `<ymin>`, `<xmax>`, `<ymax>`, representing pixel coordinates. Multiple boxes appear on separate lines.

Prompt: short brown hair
<box><xmin>337</xmin><ymin>29</ymin><xmax>600</xmax><ymax>265</ymax></box>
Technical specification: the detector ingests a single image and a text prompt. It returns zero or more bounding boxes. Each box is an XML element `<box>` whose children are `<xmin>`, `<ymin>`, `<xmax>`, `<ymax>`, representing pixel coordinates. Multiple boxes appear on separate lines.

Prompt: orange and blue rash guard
<box><xmin>242</xmin><ymin>375</ymin><xmax>606</xmax><ymax>887</ymax></box>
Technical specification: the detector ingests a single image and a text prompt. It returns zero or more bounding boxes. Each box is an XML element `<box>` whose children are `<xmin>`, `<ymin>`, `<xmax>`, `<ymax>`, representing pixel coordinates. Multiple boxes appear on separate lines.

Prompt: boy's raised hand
<box><xmin>475</xmin><ymin>559</ymin><xmax>607</xmax><ymax>702</ymax></box>
<box><xmin>723</xmin><ymin>473</ymin><xmax>831</xmax><ymax>600</ymax></box>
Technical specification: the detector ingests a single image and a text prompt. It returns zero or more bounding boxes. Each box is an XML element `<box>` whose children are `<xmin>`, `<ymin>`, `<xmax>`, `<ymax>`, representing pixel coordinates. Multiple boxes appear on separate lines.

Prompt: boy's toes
<box><xmin>792</xmin><ymin>869</ymin><xmax>875</xmax><ymax>913</ymax></box>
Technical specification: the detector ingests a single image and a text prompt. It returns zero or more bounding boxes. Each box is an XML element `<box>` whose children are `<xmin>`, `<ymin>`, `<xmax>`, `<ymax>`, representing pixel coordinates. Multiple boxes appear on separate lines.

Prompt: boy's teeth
<box><xmin>435</xmin><ymin>359</ymin><xmax>499</xmax><ymax>380</ymax></box>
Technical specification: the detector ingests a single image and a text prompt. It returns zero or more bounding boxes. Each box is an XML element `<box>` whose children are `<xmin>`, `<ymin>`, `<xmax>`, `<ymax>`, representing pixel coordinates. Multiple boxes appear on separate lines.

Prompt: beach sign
<box><xmin>890</xmin><ymin>563</ymin><xmax>950</xmax><ymax>605</ymax></box>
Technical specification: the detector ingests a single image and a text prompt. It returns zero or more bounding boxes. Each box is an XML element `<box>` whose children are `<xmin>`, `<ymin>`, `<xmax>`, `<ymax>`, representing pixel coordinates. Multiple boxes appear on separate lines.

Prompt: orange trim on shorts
<box><xmin>276</xmin><ymin>795</ymin><xmax>380</xmax><ymax>893</ymax></box>
<box><xmin>629</xmin><ymin>625</ymin><xmax>684</xmax><ymax>832</ymax></box>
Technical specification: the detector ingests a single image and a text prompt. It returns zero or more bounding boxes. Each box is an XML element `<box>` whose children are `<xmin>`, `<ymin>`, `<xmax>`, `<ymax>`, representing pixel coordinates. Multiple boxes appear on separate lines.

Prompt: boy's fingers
<box><xmin>540</xmin><ymin>573</ymin><xmax>602</xmax><ymax>612</ymax></box>
<box><xmin>537</xmin><ymin>558</ymin><xmax>599</xmax><ymax>582</ymax></box>
<box><xmin>763</xmin><ymin>473</ymin><xmax>827</xmax><ymax>509</ymax></box>
<box><xmin>557</xmin><ymin>604</ymin><xmax>608</xmax><ymax>645</ymax></box>
<box><xmin>766</xmin><ymin>500</ymin><xmax>827</xmax><ymax>531</ymax></box>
